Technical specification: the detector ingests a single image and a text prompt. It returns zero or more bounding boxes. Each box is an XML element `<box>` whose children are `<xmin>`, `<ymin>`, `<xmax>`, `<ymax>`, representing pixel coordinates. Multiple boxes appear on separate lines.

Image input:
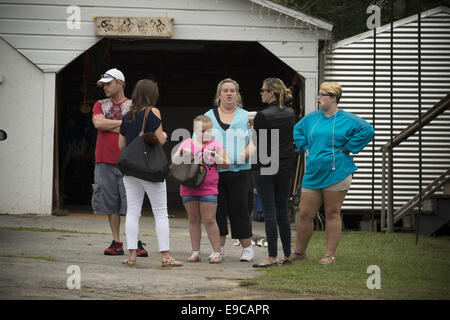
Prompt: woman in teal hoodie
<box><xmin>291</xmin><ymin>82</ymin><xmax>374</xmax><ymax>265</ymax></box>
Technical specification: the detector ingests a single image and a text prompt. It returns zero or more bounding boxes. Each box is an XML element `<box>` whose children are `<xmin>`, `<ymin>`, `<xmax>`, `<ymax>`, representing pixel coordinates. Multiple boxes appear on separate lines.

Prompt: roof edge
<box><xmin>249</xmin><ymin>0</ymin><xmax>333</xmax><ymax>31</ymax></box>
<box><xmin>331</xmin><ymin>5</ymin><xmax>450</xmax><ymax>49</ymax></box>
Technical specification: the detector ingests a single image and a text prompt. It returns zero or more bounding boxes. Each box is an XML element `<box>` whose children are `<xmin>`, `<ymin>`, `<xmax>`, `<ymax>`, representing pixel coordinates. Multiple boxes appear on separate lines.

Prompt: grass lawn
<box><xmin>242</xmin><ymin>231</ymin><xmax>450</xmax><ymax>299</ymax></box>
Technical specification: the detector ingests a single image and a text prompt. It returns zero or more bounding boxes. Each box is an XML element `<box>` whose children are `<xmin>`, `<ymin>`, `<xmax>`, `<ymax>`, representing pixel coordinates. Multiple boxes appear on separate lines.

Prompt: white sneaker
<box><xmin>240</xmin><ymin>246</ymin><xmax>254</xmax><ymax>262</ymax></box>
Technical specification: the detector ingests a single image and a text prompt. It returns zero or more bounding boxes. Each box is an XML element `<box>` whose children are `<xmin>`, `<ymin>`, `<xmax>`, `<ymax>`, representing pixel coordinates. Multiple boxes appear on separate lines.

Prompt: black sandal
<box><xmin>252</xmin><ymin>261</ymin><xmax>279</xmax><ymax>268</ymax></box>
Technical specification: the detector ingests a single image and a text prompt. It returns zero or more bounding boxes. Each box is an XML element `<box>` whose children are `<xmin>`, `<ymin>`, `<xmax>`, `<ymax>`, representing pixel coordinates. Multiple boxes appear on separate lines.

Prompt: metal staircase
<box><xmin>392</xmin><ymin>169</ymin><xmax>450</xmax><ymax>223</ymax></box>
<box><xmin>380</xmin><ymin>94</ymin><xmax>450</xmax><ymax>233</ymax></box>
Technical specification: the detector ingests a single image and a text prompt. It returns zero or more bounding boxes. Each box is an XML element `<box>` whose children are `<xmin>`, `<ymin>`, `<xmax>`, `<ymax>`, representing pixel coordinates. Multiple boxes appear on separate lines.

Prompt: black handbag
<box><xmin>117</xmin><ymin>107</ymin><xmax>169</xmax><ymax>182</ymax></box>
<box><xmin>169</xmin><ymin>140</ymin><xmax>212</xmax><ymax>188</ymax></box>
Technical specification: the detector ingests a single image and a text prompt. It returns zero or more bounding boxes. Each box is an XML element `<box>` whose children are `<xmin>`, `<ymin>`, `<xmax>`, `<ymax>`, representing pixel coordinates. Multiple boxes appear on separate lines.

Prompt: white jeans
<box><xmin>123</xmin><ymin>175</ymin><xmax>170</xmax><ymax>252</ymax></box>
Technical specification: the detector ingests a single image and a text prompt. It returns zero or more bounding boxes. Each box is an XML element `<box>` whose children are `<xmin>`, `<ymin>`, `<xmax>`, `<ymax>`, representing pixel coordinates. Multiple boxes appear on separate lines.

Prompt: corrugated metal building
<box><xmin>322</xmin><ymin>6</ymin><xmax>450</xmax><ymax>212</ymax></box>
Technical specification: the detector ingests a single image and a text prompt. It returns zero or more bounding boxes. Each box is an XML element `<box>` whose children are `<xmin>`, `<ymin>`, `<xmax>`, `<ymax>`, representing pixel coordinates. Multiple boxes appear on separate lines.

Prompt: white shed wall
<box><xmin>0</xmin><ymin>37</ymin><xmax>54</xmax><ymax>215</ymax></box>
<box><xmin>0</xmin><ymin>0</ymin><xmax>331</xmax><ymax>214</ymax></box>
<box><xmin>0</xmin><ymin>0</ymin><xmax>329</xmax><ymax>111</ymax></box>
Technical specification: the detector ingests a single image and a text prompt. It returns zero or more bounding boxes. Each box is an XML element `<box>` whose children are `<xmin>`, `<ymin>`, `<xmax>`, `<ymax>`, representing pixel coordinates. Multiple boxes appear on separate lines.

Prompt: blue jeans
<box><xmin>253</xmin><ymin>169</ymin><xmax>292</xmax><ymax>258</ymax></box>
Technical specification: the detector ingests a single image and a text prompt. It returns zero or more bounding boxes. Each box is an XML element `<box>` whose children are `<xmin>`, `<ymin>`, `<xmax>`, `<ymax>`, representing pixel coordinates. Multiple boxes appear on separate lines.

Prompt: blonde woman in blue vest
<box><xmin>205</xmin><ymin>79</ymin><xmax>254</xmax><ymax>262</ymax></box>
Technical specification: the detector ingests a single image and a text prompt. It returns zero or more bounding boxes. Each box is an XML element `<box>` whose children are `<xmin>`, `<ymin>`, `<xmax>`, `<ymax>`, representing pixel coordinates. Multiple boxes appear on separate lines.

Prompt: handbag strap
<box><xmin>189</xmin><ymin>139</ymin><xmax>214</xmax><ymax>153</ymax></box>
<box><xmin>202</xmin><ymin>140</ymin><xmax>215</xmax><ymax>151</ymax></box>
<box><xmin>178</xmin><ymin>139</ymin><xmax>214</xmax><ymax>164</ymax></box>
<box><xmin>140</xmin><ymin>107</ymin><xmax>152</xmax><ymax>135</ymax></box>
<box><xmin>190</xmin><ymin>139</ymin><xmax>215</xmax><ymax>164</ymax></box>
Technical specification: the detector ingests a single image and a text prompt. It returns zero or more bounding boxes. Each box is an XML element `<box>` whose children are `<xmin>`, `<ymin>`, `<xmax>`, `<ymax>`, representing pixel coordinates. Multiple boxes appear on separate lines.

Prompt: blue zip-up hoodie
<box><xmin>293</xmin><ymin>109</ymin><xmax>374</xmax><ymax>189</ymax></box>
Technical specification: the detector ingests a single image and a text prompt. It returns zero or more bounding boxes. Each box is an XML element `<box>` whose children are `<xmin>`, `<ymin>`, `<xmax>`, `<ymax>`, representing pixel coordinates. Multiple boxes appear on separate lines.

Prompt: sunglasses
<box><xmin>101</xmin><ymin>73</ymin><xmax>116</xmax><ymax>80</ymax></box>
<box><xmin>260</xmin><ymin>88</ymin><xmax>271</xmax><ymax>93</ymax></box>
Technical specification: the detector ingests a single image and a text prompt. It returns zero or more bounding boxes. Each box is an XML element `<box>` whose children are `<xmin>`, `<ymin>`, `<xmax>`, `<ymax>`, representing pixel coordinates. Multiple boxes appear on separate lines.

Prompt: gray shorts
<box><xmin>92</xmin><ymin>163</ymin><xmax>127</xmax><ymax>215</ymax></box>
<box><xmin>302</xmin><ymin>173</ymin><xmax>353</xmax><ymax>193</ymax></box>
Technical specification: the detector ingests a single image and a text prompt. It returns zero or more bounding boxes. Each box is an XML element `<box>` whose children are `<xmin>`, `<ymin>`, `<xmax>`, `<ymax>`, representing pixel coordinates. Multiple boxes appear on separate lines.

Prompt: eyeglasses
<box><xmin>318</xmin><ymin>93</ymin><xmax>334</xmax><ymax>97</ymax></box>
<box><xmin>260</xmin><ymin>88</ymin><xmax>271</xmax><ymax>93</ymax></box>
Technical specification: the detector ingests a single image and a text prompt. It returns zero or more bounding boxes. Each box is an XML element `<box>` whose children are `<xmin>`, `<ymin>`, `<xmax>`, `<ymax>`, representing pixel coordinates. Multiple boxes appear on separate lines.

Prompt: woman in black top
<box><xmin>118</xmin><ymin>79</ymin><xmax>183</xmax><ymax>268</ymax></box>
<box><xmin>249</xmin><ymin>78</ymin><xmax>295</xmax><ymax>268</ymax></box>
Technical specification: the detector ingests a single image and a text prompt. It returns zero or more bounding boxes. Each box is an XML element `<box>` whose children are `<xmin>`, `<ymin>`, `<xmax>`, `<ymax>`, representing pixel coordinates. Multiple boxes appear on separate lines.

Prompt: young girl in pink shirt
<box><xmin>172</xmin><ymin>115</ymin><xmax>229</xmax><ymax>264</ymax></box>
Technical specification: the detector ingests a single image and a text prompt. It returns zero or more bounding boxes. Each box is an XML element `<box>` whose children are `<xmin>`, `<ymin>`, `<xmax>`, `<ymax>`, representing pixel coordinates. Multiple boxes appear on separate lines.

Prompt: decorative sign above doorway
<box><xmin>94</xmin><ymin>17</ymin><xmax>174</xmax><ymax>37</ymax></box>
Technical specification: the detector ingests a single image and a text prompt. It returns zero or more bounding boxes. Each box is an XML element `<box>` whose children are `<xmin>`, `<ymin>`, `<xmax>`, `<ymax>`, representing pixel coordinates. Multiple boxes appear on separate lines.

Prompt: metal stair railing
<box><xmin>392</xmin><ymin>169</ymin><xmax>450</xmax><ymax>224</ymax></box>
<box><xmin>380</xmin><ymin>94</ymin><xmax>450</xmax><ymax>232</ymax></box>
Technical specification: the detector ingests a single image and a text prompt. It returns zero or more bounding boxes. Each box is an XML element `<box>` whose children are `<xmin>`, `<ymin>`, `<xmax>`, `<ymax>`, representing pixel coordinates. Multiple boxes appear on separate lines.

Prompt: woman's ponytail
<box><xmin>263</xmin><ymin>78</ymin><xmax>292</xmax><ymax>108</ymax></box>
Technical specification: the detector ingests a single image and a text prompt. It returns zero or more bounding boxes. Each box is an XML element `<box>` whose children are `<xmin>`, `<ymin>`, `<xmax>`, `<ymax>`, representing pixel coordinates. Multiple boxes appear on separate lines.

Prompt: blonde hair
<box><xmin>213</xmin><ymin>78</ymin><xmax>243</xmax><ymax>108</ymax></box>
<box><xmin>193</xmin><ymin>115</ymin><xmax>212</xmax><ymax>130</ymax></box>
<box><xmin>115</xmin><ymin>79</ymin><xmax>125</xmax><ymax>89</ymax></box>
<box><xmin>320</xmin><ymin>82</ymin><xmax>342</xmax><ymax>103</ymax></box>
<box><xmin>263</xmin><ymin>78</ymin><xmax>293</xmax><ymax>108</ymax></box>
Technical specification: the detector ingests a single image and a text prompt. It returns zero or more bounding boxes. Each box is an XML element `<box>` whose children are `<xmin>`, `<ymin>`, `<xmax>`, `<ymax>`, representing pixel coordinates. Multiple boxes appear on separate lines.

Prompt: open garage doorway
<box><xmin>55</xmin><ymin>38</ymin><xmax>304</xmax><ymax>213</ymax></box>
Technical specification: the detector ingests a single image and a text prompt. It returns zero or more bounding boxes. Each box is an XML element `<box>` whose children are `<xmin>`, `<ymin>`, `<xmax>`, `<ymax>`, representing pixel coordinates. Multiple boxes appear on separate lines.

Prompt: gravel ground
<box><xmin>0</xmin><ymin>211</ymin><xmax>315</xmax><ymax>300</ymax></box>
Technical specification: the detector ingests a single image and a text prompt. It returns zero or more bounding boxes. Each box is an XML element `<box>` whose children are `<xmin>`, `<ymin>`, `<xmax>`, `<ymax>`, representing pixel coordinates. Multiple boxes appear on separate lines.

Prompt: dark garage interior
<box><xmin>55</xmin><ymin>38</ymin><xmax>303</xmax><ymax>213</ymax></box>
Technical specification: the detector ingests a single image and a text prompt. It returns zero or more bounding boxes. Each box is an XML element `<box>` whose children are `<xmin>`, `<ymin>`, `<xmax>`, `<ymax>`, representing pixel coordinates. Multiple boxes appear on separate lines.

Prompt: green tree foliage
<box><xmin>275</xmin><ymin>0</ymin><xmax>450</xmax><ymax>40</ymax></box>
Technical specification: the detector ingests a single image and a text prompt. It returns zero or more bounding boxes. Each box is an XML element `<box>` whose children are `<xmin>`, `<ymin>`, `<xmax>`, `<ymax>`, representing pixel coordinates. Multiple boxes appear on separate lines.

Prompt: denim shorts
<box><xmin>181</xmin><ymin>194</ymin><xmax>218</xmax><ymax>205</ymax></box>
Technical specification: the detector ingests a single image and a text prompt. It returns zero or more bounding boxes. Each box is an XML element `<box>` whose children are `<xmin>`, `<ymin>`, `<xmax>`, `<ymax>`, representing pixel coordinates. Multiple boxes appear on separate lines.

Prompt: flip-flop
<box><xmin>122</xmin><ymin>258</ymin><xmax>136</xmax><ymax>266</ymax></box>
<box><xmin>319</xmin><ymin>255</ymin><xmax>335</xmax><ymax>265</ymax></box>
<box><xmin>187</xmin><ymin>251</ymin><xmax>201</xmax><ymax>263</ymax></box>
<box><xmin>208</xmin><ymin>252</ymin><xmax>222</xmax><ymax>264</ymax></box>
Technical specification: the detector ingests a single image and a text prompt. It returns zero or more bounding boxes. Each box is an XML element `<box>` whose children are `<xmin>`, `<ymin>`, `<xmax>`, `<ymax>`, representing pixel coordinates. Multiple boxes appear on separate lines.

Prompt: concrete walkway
<box><xmin>0</xmin><ymin>210</ymin><xmax>287</xmax><ymax>300</ymax></box>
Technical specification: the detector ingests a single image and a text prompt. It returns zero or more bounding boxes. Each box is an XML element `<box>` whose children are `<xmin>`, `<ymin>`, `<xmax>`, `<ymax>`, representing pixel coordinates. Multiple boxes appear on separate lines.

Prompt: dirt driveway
<box><xmin>0</xmin><ymin>212</ymin><xmax>324</xmax><ymax>300</ymax></box>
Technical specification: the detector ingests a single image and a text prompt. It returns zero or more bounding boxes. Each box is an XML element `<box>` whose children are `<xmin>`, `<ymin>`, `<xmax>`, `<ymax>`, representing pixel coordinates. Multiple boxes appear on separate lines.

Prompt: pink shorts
<box><xmin>302</xmin><ymin>173</ymin><xmax>353</xmax><ymax>193</ymax></box>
